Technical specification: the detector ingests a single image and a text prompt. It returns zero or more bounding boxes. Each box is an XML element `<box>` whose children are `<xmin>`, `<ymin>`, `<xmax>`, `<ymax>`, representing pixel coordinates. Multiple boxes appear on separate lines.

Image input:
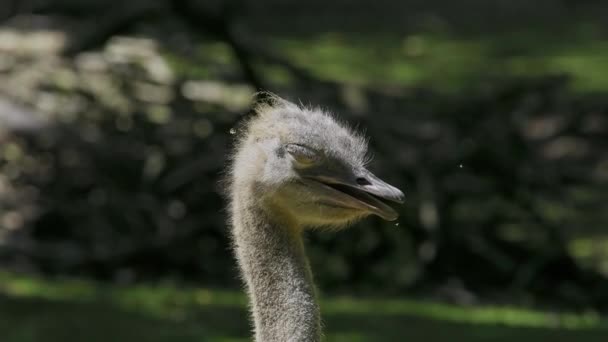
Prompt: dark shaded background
<box><xmin>1</xmin><ymin>0</ymin><xmax>608</xmax><ymax>326</ymax></box>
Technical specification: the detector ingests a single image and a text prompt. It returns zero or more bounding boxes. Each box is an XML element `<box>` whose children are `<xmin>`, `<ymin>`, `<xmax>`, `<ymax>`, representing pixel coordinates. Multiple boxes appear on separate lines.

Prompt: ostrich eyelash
<box><xmin>362</xmin><ymin>152</ymin><xmax>375</xmax><ymax>167</ymax></box>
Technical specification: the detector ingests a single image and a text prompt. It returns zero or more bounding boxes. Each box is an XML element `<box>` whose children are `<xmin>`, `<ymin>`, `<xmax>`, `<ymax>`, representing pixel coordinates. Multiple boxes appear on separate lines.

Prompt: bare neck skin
<box><xmin>231</xmin><ymin>188</ymin><xmax>321</xmax><ymax>342</ymax></box>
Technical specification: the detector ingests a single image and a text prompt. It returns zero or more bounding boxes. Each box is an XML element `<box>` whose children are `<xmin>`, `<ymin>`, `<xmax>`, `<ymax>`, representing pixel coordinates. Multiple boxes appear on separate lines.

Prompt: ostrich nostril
<box><xmin>356</xmin><ymin>177</ymin><xmax>371</xmax><ymax>186</ymax></box>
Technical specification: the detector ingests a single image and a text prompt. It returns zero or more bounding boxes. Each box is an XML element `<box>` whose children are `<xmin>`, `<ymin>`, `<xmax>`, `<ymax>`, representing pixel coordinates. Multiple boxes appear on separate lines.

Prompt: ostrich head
<box><xmin>231</xmin><ymin>95</ymin><xmax>404</xmax><ymax>228</ymax></box>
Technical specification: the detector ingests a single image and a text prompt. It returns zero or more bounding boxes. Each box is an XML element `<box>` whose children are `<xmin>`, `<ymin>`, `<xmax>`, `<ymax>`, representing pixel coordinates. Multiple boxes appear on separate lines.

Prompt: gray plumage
<box><xmin>227</xmin><ymin>94</ymin><xmax>404</xmax><ymax>342</ymax></box>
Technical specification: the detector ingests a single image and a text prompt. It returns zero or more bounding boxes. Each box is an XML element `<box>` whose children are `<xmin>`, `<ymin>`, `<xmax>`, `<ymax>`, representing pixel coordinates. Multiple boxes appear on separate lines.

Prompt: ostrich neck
<box><xmin>231</xmin><ymin>189</ymin><xmax>321</xmax><ymax>342</ymax></box>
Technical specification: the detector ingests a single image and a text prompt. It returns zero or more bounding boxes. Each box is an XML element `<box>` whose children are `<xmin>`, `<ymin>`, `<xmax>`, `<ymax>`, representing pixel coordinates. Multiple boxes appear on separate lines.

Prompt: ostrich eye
<box><xmin>285</xmin><ymin>144</ymin><xmax>320</xmax><ymax>166</ymax></box>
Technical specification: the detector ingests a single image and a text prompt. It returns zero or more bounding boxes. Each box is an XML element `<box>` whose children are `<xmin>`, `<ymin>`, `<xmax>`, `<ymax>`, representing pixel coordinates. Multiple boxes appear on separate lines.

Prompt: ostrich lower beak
<box><xmin>304</xmin><ymin>171</ymin><xmax>404</xmax><ymax>221</ymax></box>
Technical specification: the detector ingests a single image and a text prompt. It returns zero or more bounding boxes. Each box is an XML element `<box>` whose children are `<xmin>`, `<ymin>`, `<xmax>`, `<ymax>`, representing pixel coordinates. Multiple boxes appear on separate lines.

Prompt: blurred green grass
<box><xmin>1</xmin><ymin>272</ymin><xmax>607</xmax><ymax>342</ymax></box>
<box><xmin>274</xmin><ymin>32</ymin><xmax>608</xmax><ymax>92</ymax></box>
<box><xmin>168</xmin><ymin>28</ymin><xmax>608</xmax><ymax>93</ymax></box>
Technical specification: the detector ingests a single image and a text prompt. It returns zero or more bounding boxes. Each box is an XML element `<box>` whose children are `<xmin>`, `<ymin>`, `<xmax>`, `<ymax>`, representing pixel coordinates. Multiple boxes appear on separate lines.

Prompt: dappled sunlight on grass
<box><xmin>272</xmin><ymin>31</ymin><xmax>608</xmax><ymax>92</ymax></box>
<box><xmin>0</xmin><ymin>272</ymin><xmax>98</xmax><ymax>301</ymax></box>
<box><xmin>1</xmin><ymin>271</ymin><xmax>608</xmax><ymax>341</ymax></box>
<box><xmin>1</xmin><ymin>272</ymin><xmax>606</xmax><ymax>333</ymax></box>
<box><xmin>324</xmin><ymin>296</ymin><xmax>601</xmax><ymax>329</ymax></box>
<box><xmin>0</xmin><ymin>272</ymin><xmax>246</xmax><ymax>320</ymax></box>
<box><xmin>162</xmin><ymin>27</ymin><xmax>608</xmax><ymax>94</ymax></box>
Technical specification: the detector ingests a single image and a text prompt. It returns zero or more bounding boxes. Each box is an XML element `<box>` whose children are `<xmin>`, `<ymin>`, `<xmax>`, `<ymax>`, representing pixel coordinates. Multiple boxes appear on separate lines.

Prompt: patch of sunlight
<box><xmin>549</xmin><ymin>53</ymin><xmax>608</xmax><ymax>92</ymax></box>
<box><xmin>0</xmin><ymin>271</ymin><xmax>605</xmax><ymax>330</ymax></box>
<box><xmin>571</xmin><ymin>239</ymin><xmax>596</xmax><ymax>259</ymax></box>
<box><xmin>323</xmin><ymin>296</ymin><xmax>602</xmax><ymax>330</ymax></box>
<box><xmin>161</xmin><ymin>27</ymin><xmax>608</xmax><ymax>93</ymax></box>
<box><xmin>0</xmin><ymin>272</ymin><xmax>246</xmax><ymax>320</ymax></box>
<box><xmin>569</xmin><ymin>237</ymin><xmax>608</xmax><ymax>275</ymax></box>
<box><xmin>145</xmin><ymin>105</ymin><xmax>172</xmax><ymax>124</ymax></box>
<box><xmin>271</xmin><ymin>30</ymin><xmax>608</xmax><ymax>93</ymax></box>
<box><xmin>326</xmin><ymin>333</ymin><xmax>369</xmax><ymax>342</ymax></box>
<box><xmin>275</xmin><ymin>35</ymin><xmax>427</xmax><ymax>86</ymax></box>
<box><xmin>0</xmin><ymin>272</ymin><xmax>97</xmax><ymax>301</ymax></box>
<box><xmin>102</xmin><ymin>283</ymin><xmax>247</xmax><ymax>320</ymax></box>
<box><xmin>181</xmin><ymin>80</ymin><xmax>254</xmax><ymax>111</ymax></box>
<box><xmin>273</xmin><ymin>34</ymin><xmax>497</xmax><ymax>90</ymax></box>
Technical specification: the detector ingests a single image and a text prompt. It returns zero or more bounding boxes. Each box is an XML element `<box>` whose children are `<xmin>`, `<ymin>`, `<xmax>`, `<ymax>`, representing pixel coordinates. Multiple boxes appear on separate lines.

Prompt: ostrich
<box><xmin>227</xmin><ymin>95</ymin><xmax>404</xmax><ymax>342</ymax></box>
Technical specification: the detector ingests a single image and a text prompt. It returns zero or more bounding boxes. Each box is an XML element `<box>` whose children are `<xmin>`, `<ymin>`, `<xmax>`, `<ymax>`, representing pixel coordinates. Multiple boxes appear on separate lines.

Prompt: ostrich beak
<box><xmin>304</xmin><ymin>170</ymin><xmax>404</xmax><ymax>221</ymax></box>
<box><xmin>355</xmin><ymin>170</ymin><xmax>405</xmax><ymax>204</ymax></box>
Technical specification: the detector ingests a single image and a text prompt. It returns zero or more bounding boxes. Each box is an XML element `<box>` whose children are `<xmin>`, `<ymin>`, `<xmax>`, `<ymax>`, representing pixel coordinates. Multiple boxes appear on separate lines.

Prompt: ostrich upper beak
<box><xmin>304</xmin><ymin>170</ymin><xmax>404</xmax><ymax>221</ymax></box>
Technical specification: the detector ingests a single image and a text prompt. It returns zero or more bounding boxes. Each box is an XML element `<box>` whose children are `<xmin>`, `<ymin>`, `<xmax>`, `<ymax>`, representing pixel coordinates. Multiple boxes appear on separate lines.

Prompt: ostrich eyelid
<box><xmin>285</xmin><ymin>144</ymin><xmax>320</xmax><ymax>163</ymax></box>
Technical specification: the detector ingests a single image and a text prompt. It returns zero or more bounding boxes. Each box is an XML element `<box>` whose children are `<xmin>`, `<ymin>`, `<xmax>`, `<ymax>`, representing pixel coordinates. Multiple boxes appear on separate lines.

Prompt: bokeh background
<box><xmin>1</xmin><ymin>0</ymin><xmax>608</xmax><ymax>341</ymax></box>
